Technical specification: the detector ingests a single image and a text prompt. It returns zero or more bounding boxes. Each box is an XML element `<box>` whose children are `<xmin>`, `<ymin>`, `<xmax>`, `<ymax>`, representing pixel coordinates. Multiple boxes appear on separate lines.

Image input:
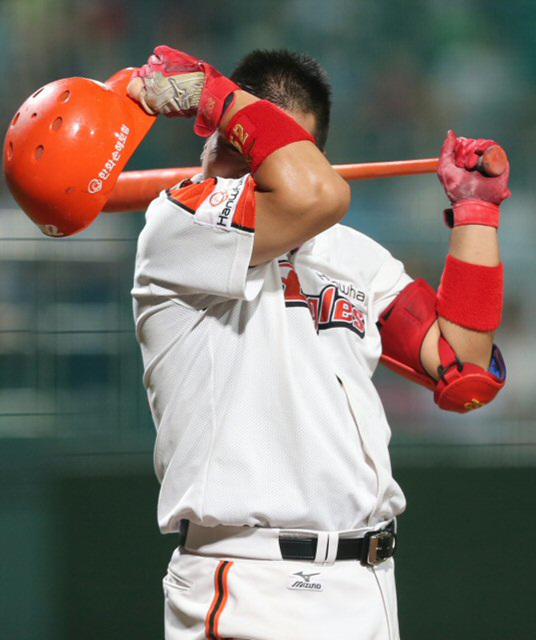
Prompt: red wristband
<box><xmin>443</xmin><ymin>199</ymin><xmax>500</xmax><ymax>229</ymax></box>
<box><xmin>437</xmin><ymin>255</ymin><xmax>503</xmax><ymax>331</ymax></box>
<box><xmin>224</xmin><ymin>100</ymin><xmax>316</xmax><ymax>173</ymax></box>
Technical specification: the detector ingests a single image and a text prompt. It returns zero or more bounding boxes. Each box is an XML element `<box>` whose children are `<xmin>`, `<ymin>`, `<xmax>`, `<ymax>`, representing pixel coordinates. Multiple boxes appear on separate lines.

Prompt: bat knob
<box><xmin>477</xmin><ymin>145</ymin><xmax>508</xmax><ymax>177</ymax></box>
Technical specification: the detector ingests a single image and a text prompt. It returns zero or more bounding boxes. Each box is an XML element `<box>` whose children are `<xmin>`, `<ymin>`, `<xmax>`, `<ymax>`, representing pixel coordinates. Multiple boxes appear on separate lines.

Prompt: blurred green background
<box><xmin>1</xmin><ymin>1</ymin><xmax>535</xmax><ymax>638</ymax></box>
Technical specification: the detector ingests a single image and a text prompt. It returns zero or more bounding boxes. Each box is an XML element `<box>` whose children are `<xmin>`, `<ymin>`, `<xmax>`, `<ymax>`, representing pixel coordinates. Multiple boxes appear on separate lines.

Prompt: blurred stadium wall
<box><xmin>1</xmin><ymin>1</ymin><xmax>535</xmax><ymax>638</ymax></box>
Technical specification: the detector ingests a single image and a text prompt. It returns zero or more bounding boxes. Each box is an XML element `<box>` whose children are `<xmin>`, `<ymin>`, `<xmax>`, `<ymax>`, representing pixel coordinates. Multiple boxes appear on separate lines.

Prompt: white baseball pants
<box><xmin>163</xmin><ymin>524</ymin><xmax>399</xmax><ymax>640</ymax></box>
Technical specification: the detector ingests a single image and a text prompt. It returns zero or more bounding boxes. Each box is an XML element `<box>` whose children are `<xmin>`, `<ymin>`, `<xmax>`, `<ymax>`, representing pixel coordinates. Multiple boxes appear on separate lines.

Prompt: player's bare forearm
<box><xmin>421</xmin><ymin>225</ymin><xmax>499</xmax><ymax>379</ymax></box>
<box><xmin>439</xmin><ymin>225</ymin><xmax>498</xmax><ymax>365</ymax></box>
<box><xmin>250</xmin><ymin>146</ymin><xmax>350</xmax><ymax>265</ymax></box>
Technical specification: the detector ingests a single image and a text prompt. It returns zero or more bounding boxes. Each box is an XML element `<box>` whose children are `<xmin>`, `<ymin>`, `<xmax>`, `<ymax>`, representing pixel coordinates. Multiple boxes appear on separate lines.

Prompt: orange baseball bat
<box><xmin>103</xmin><ymin>146</ymin><xmax>506</xmax><ymax>212</ymax></box>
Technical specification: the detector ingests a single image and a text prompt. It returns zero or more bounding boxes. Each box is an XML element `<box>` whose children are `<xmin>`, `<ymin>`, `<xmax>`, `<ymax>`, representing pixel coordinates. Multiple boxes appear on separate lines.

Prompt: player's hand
<box><xmin>437</xmin><ymin>130</ymin><xmax>511</xmax><ymax>206</ymax></box>
<box><xmin>127</xmin><ymin>45</ymin><xmax>239</xmax><ymax>137</ymax></box>
<box><xmin>127</xmin><ymin>46</ymin><xmax>205</xmax><ymax>117</ymax></box>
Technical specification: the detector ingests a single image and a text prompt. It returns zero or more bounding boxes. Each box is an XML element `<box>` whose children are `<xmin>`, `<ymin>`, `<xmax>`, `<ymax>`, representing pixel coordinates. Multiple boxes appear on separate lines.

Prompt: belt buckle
<box><xmin>360</xmin><ymin>529</ymin><xmax>396</xmax><ymax>567</ymax></box>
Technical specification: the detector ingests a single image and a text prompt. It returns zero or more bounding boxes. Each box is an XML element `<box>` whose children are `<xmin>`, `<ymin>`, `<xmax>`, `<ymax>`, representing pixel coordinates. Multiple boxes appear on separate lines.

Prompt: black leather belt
<box><xmin>279</xmin><ymin>522</ymin><xmax>397</xmax><ymax>566</ymax></box>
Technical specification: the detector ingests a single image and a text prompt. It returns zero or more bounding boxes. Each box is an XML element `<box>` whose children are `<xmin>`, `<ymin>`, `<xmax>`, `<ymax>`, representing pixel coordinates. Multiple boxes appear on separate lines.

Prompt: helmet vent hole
<box><xmin>35</xmin><ymin>145</ymin><xmax>45</xmax><ymax>160</ymax></box>
<box><xmin>32</xmin><ymin>88</ymin><xmax>44</xmax><ymax>98</ymax></box>
<box><xmin>7</xmin><ymin>142</ymin><xmax>14</xmax><ymax>160</ymax></box>
<box><xmin>12</xmin><ymin>112</ymin><xmax>20</xmax><ymax>126</ymax></box>
<box><xmin>59</xmin><ymin>90</ymin><xmax>71</xmax><ymax>103</ymax></box>
<box><xmin>51</xmin><ymin>116</ymin><xmax>63</xmax><ymax>131</ymax></box>
<box><xmin>31</xmin><ymin>112</ymin><xmax>38</xmax><ymax>119</ymax></box>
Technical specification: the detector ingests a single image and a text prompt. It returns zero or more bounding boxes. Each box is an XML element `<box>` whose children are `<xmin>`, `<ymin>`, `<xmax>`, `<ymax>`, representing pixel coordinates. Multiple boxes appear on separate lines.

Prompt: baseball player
<box><xmin>128</xmin><ymin>46</ymin><xmax>508</xmax><ymax>640</ymax></box>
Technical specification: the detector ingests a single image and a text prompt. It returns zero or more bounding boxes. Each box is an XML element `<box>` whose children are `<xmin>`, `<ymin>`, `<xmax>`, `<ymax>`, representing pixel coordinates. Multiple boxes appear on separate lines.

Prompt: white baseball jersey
<box><xmin>132</xmin><ymin>174</ymin><xmax>413</xmax><ymax>534</ymax></box>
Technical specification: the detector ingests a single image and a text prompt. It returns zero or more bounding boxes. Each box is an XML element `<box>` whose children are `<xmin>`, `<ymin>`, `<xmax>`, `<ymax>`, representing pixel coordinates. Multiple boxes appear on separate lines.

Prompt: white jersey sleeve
<box><xmin>134</xmin><ymin>174</ymin><xmax>265</xmax><ymax>302</ymax></box>
<box><xmin>368</xmin><ymin>243</ymin><xmax>414</xmax><ymax>323</ymax></box>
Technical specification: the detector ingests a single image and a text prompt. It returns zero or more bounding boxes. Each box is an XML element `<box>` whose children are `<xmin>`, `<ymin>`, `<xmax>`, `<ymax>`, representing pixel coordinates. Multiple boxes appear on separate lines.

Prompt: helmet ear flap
<box><xmin>3</xmin><ymin>68</ymin><xmax>156</xmax><ymax>237</ymax></box>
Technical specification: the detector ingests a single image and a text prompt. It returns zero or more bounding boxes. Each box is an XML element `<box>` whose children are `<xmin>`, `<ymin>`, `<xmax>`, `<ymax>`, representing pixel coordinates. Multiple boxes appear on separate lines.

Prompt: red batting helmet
<box><xmin>3</xmin><ymin>68</ymin><xmax>156</xmax><ymax>237</ymax></box>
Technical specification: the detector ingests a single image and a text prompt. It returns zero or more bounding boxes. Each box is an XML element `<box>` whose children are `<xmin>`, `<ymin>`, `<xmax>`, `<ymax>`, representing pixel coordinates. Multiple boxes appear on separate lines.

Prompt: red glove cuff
<box><xmin>443</xmin><ymin>199</ymin><xmax>500</xmax><ymax>229</ymax></box>
<box><xmin>195</xmin><ymin>67</ymin><xmax>238</xmax><ymax>137</ymax></box>
<box><xmin>224</xmin><ymin>100</ymin><xmax>316</xmax><ymax>173</ymax></box>
<box><xmin>437</xmin><ymin>255</ymin><xmax>503</xmax><ymax>331</ymax></box>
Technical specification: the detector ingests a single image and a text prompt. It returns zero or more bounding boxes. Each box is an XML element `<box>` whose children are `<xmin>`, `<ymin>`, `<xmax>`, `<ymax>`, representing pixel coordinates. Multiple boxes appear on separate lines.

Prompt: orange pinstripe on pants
<box><xmin>205</xmin><ymin>560</ymin><xmax>233</xmax><ymax>640</ymax></box>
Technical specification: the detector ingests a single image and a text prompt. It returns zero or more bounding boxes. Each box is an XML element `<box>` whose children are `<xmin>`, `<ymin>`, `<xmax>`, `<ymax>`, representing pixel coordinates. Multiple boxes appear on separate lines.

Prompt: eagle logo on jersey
<box><xmin>279</xmin><ymin>261</ymin><xmax>366</xmax><ymax>338</ymax></box>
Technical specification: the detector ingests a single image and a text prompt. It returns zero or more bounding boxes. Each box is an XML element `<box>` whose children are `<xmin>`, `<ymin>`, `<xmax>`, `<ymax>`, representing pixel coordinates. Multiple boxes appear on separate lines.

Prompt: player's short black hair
<box><xmin>230</xmin><ymin>49</ymin><xmax>332</xmax><ymax>150</ymax></box>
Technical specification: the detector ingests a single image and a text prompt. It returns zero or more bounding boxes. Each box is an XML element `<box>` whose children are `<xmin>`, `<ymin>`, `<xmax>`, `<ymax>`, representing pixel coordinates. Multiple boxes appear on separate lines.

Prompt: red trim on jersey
<box><xmin>166</xmin><ymin>176</ymin><xmax>256</xmax><ymax>232</ymax></box>
<box><xmin>205</xmin><ymin>561</ymin><xmax>233</xmax><ymax>640</ymax></box>
<box><xmin>230</xmin><ymin>175</ymin><xmax>256</xmax><ymax>232</ymax></box>
<box><xmin>167</xmin><ymin>178</ymin><xmax>218</xmax><ymax>213</ymax></box>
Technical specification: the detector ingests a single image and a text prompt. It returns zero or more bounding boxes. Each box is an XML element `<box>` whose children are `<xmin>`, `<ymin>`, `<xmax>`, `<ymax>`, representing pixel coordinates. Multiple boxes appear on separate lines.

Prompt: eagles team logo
<box><xmin>279</xmin><ymin>261</ymin><xmax>366</xmax><ymax>337</ymax></box>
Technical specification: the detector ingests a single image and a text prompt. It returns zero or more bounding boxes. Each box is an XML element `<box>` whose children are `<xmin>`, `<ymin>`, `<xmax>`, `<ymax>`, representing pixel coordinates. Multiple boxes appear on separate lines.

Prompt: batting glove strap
<box><xmin>443</xmin><ymin>199</ymin><xmax>500</xmax><ymax>229</ymax></box>
<box><xmin>194</xmin><ymin>67</ymin><xmax>238</xmax><ymax>137</ymax></box>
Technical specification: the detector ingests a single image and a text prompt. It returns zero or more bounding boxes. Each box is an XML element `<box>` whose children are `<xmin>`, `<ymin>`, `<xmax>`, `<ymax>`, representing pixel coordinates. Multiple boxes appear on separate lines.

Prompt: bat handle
<box><xmin>476</xmin><ymin>145</ymin><xmax>508</xmax><ymax>177</ymax></box>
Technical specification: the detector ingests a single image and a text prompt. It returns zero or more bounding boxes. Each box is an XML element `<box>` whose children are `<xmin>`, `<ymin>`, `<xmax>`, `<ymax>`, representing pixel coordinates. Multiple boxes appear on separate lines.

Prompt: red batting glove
<box><xmin>133</xmin><ymin>45</ymin><xmax>239</xmax><ymax>137</ymax></box>
<box><xmin>437</xmin><ymin>130</ymin><xmax>511</xmax><ymax>228</ymax></box>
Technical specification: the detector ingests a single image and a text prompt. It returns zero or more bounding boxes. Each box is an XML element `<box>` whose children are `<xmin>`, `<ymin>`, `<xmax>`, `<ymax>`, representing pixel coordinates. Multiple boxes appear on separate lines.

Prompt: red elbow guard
<box><xmin>434</xmin><ymin>338</ymin><xmax>506</xmax><ymax>413</ymax></box>
<box><xmin>378</xmin><ymin>279</ymin><xmax>438</xmax><ymax>390</ymax></box>
<box><xmin>378</xmin><ymin>280</ymin><xmax>507</xmax><ymax>412</ymax></box>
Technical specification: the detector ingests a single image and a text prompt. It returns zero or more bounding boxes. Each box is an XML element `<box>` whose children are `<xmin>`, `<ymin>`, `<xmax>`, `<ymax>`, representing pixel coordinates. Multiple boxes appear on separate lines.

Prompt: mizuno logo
<box><xmin>292</xmin><ymin>571</ymin><xmax>320</xmax><ymax>583</ymax></box>
<box><xmin>287</xmin><ymin>571</ymin><xmax>323</xmax><ymax>592</ymax></box>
